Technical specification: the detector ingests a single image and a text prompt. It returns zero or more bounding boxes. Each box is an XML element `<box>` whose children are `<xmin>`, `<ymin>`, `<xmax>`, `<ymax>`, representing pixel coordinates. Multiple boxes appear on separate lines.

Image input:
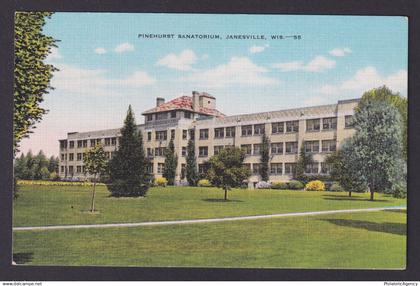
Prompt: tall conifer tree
<box><xmin>186</xmin><ymin>139</ymin><xmax>198</xmax><ymax>186</ymax></box>
<box><xmin>163</xmin><ymin>138</ymin><xmax>178</xmax><ymax>185</ymax></box>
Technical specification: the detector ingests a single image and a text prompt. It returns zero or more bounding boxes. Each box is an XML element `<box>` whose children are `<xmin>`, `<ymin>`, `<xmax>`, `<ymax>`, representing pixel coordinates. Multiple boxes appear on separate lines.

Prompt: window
<box><xmin>96</xmin><ymin>139</ymin><xmax>102</xmax><ymax>145</ymax></box>
<box><xmin>68</xmin><ymin>166</ymin><xmax>74</xmax><ymax>175</ymax></box>
<box><xmin>157</xmin><ymin>163</ymin><xmax>165</xmax><ymax>174</ymax></box>
<box><xmin>155</xmin><ymin>147</ymin><xmax>166</xmax><ymax>156</ymax></box>
<box><xmin>147</xmin><ymin>148</ymin><xmax>153</xmax><ymax>157</ymax></box>
<box><xmin>189</xmin><ymin>129</ymin><xmax>195</xmax><ymax>140</ymax></box>
<box><xmin>252</xmin><ymin>163</ymin><xmax>261</xmax><ymax>175</ymax></box>
<box><xmin>146</xmin><ymin>114</ymin><xmax>153</xmax><ymax>121</ymax></box>
<box><xmin>345</xmin><ymin>115</ymin><xmax>354</xmax><ymax>128</ymax></box>
<box><xmin>146</xmin><ymin>163</ymin><xmax>153</xmax><ymax>174</ymax></box>
<box><xmin>60</xmin><ymin>141</ymin><xmax>67</xmax><ymax>149</ymax></box>
<box><xmin>199</xmin><ymin>129</ymin><xmax>209</xmax><ymax>140</ymax></box>
<box><xmin>243</xmin><ymin>163</ymin><xmax>251</xmax><ymax>171</ymax></box>
<box><xmin>61</xmin><ymin>154</ymin><xmax>65</xmax><ymax>161</ymax></box>
<box><xmin>306</xmin><ymin>119</ymin><xmax>321</xmax><ymax>132</ymax></box>
<box><xmin>82</xmin><ymin>166</ymin><xmax>86</xmax><ymax>173</ymax></box>
<box><xmin>76</xmin><ymin>166</ymin><xmax>82</xmax><ymax>173</ymax></box>
<box><xmin>69</xmin><ymin>153</ymin><xmax>74</xmax><ymax>161</ymax></box>
<box><xmin>286</xmin><ymin>120</ymin><xmax>299</xmax><ymax>132</ymax></box>
<box><xmin>322</xmin><ymin>140</ymin><xmax>336</xmax><ymax>152</ymax></box>
<box><xmin>323</xmin><ymin>117</ymin><xmax>337</xmax><ymax>130</ymax></box>
<box><xmin>241</xmin><ymin>125</ymin><xmax>253</xmax><ymax>136</ymax></box>
<box><xmin>83</xmin><ymin>140</ymin><xmax>88</xmax><ymax>148</ymax></box>
<box><xmin>271</xmin><ymin>142</ymin><xmax>283</xmax><ymax>154</ymax></box>
<box><xmin>214</xmin><ymin>145</ymin><xmax>224</xmax><ymax>155</ymax></box>
<box><xmin>60</xmin><ymin>166</ymin><xmax>64</xmax><ymax>173</ymax></box>
<box><xmin>182</xmin><ymin>147</ymin><xmax>187</xmax><ymax>157</ymax></box>
<box><xmin>285</xmin><ymin>142</ymin><xmax>298</xmax><ymax>154</ymax></box>
<box><xmin>105</xmin><ymin>138</ymin><xmax>111</xmax><ymax>146</ymax></box>
<box><xmin>170</xmin><ymin>110</ymin><xmax>177</xmax><ymax>118</ymax></box>
<box><xmin>77</xmin><ymin>153</ymin><xmax>82</xmax><ymax>161</ymax></box>
<box><xmin>77</xmin><ymin>140</ymin><xmax>83</xmax><ymax>148</ymax></box>
<box><xmin>147</xmin><ymin>132</ymin><xmax>152</xmax><ymax>141</ymax></box>
<box><xmin>171</xmin><ymin>129</ymin><xmax>175</xmax><ymax>139</ymax></box>
<box><xmin>254</xmin><ymin>124</ymin><xmax>265</xmax><ymax>135</ymax></box>
<box><xmin>214</xmin><ymin>128</ymin><xmax>224</xmax><ymax>139</ymax></box>
<box><xmin>156</xmin><ymin>130</ymin><xmax>167</xmax><ymax>141</ymax></box>
<box><xmin>270</xmin><ymin>163</ymin><xmax>282</xmax><ymax>175</ymax></box>
<box><xmin>110</xmin><ymin>151</ymin><xmax>115</xmax><ymax>158</ymax></box>
<box><xmin>181</xmin><ymin>164</ymin><xmax>186</xmax><ymax>179</ymax></box>
<box><xmin>198</xmin><ymin>164</ymin><xmax>208</xmax><ymax>174</ymax></box>
<box><xmin>272</xmin><ymin>122</ymin><xmax>284</xmax><ymax>134</ymax></box>
<box><xmin>182</xmin><ymin>130</ymin><xmax>187</xmax><ymax>140</ymax></box>
<box><xmin>305</xmin><ymin>140</ymin><xmax>320</xmax><ymax>153</ymax></box>
<box><xmin>184</xmin><ymin>111</ymin><xmax>192</xmax><ymax>119</ymax></box>
<box><xmin>105</xmin><ymin>151</ymin><xmax>110</xmax><ymax>159</ymax></box>
<box><xmin>69</xmin><ymin>141</ymin><xmax>74</xmax><ymax>148</ymax></box>
<box><xmin>284</xmin><ymin>163</ymin><xmax>296</xmax><ymax>175</ymax></box>
<box><xmin>90</xmin><ymin>139</ymin><xmax>96</xmax><ymax>147</ymax></box>
<box><xmin>156</xmin><ymin>112</ymin><xmax>167</xmax><ymax>120</ymax></box>
<box><xmin>241</xmin><ymin>144</ymin><xmax>252</xmax><ymax>155</ymax></box>
<box><xmin>321</xmin><ymin>162</ymin><xmax>332</xmax><ymax>174</ymax></box>
<box><xmin>226</xmin><ymin>126</ymin><xmax>235</xmax><ymax>137</ymax></box>
<box><xmin>305</xmin><ymin>162</ymin><xmax>319</xmax><ymax>174</ymax></box>
<box><xmin>253</xmin><ymin>144</ymin><xmax>261</xmax><ymax>155</ymax></box>
<box><xmin>199</xmin><ymin>146</ymin><xmax>208</xmax><ymax>157</ymax></box>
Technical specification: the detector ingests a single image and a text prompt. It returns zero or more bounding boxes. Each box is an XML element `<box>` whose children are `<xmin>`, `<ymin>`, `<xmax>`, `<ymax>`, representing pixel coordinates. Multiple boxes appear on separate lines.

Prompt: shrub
<box><xmin>108</xmin><ymin>179</ymin><xmax>148</xmax><ymax>197</ymax></box>
<box><xmin>256</xmin><ymin>181</ymin><xmax>272</xmax><ymax>189</ymax></box>
<box><xmin>154</xmin><ymin>177</ymin><xmax>168</xmax><ymax>187</ymax></box>
<box><xmin>271</xmin><ymin>182</ymin><xmax>289</xmax><ymax>190</ymax></box>
<box><xmin>305</xmin><ymin>180</ymin><xmax>325</xmax><ymax>191</ymax></box>
<box><xmin>288</xmin><ymin>180</ymin><xmax>304</xmax><ymax>190</ymax></box>
<box><xmin>197</xmin><ymin>179</ymin><xmax>212</xmax><ymax>187</ymax></box>
<box><xmin>329</xmin><ymin>182</ymin><xmax>345</xmax><ymax>192</ymax></box>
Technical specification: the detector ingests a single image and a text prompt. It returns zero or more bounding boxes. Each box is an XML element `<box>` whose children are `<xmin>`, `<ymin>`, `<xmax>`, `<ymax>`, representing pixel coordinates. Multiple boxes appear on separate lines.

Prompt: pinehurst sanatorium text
<box><xmin>137</xmin><ymin>34</ymin><xmax>302</xmax><ymax>40</ymax></box>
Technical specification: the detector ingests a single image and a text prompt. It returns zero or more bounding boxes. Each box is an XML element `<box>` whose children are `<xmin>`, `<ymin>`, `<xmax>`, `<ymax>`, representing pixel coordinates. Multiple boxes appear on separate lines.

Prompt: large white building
<box><xmin>58</xmin><ymin>91</ymin><xmax>358</xmax><ymax>186</ymax></box>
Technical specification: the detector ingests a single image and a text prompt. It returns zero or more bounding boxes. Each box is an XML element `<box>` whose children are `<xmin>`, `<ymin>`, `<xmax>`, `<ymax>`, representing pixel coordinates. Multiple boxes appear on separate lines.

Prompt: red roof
<box><xmin>142</xmin><ymin>96</ymin><xmax>225</xmax><ymax>117</ymax></box>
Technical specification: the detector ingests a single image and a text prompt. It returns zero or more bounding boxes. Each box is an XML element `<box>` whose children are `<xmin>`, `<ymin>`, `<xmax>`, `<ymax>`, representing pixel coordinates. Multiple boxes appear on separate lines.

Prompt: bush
<box><xmin>305</xmin><ymin>180</ymin><xmax>325</xmax><ymax>191</ymax></box>
<box><xmin>271</xmin><ymin>182</ymin><xmax>289</xmax><ymax>190</ymax></box>
<box><xmin>256</xmin><ymin>181</ymin><xmax>272</xmax><ymax>189</ymax></box>
<box><xmin>197</xmin><ymin>179</ymin><xmax>212</xmax><ymax>187</ymax></box>
<box><xmin>49</xmin><ymin>172</ymin><xmax>60</xmax><ymax>181</ymax></box>
<box><xmin>154</xmin><ymin>177</ymin><xmax>168</xmax><ymax>187</ymax></box>
<box><xmin>288</xmin><ymin>180</ymin><xmax>304</xmax><ymax>190</ymax></box>
<box><xmin>329</xmin><ymin>182</ymin><xmax>345</xmax><ymax>192</ymax></box>
<box><xmin>108</xmin><ymin>179</ymin><xmax>149</xmax><ymax>197</ymax></box>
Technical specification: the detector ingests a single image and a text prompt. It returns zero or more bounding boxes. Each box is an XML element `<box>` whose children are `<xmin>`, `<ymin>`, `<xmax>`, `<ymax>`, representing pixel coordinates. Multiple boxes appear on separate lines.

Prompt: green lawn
<box><xmin>13</xmin><ymin>185</ymin><xmax>406</xmax><ymax>227</ymax></box>
<box><xmin>13</xmin><ymin>209</ymin><xmax>406</xmax><ymax>268</ymax></box>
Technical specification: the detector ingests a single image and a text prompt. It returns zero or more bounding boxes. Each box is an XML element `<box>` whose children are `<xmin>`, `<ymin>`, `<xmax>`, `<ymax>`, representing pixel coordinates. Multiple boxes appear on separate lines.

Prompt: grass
<box><xmin>13</xmin><ymin>185</ymin><xmax>406</xmax><ymax>227</ymax></box>
<box><xmin>13</xmin><ymin>209</ymin><xmax>406</xmax><ymax>268</ymax></box>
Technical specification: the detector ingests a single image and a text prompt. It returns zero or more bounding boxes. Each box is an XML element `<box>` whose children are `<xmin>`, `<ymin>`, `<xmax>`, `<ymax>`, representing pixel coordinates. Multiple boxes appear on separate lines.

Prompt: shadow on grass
<box><xmin>384</xmin><ymin>209</ymin><xmax>407</xmax><ymax>214</ymax></box>
<box><xmin>13</xmin><ymin>252</ymin><xmax>33</xmax><ymax>264</ymax></box>
<box><xmin>320</xmin><ymin>218</ymin><xmax>406</xmax><ymax>236</ymax></box>
<box><xmin>202</xmin><ymin>198</ymin><xmax>244</xmax><ymax>203</ymax></box>
<box><xmin>322</xmin><ymin>195</ymin><xmax>389</xmax><ymax>202</ymax></box>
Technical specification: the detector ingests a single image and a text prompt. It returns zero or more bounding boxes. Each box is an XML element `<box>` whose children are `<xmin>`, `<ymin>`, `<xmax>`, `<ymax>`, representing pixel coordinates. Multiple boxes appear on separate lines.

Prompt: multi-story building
<box><xmin>58</xmin><ymin>91</ymin><xmax>358</xmax><ymax>187</ymax></box>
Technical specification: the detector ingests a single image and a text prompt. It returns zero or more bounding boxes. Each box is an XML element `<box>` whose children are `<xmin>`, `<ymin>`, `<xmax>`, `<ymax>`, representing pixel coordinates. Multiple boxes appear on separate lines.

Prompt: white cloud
<box><xmin>114</xmin><ymin>42</ymin><xmax>135</xmax><ymax>53</ymax></box>
<box><xmin>94</xmin><ymin>47</ymin><xmax>107</xmax><ymax>54</ymax></box>
<box><xmin>249</xmin><ymin>44</ymin><xmax>269</xmax><ymax>54</ymax></box>
<box><xmin>272</xmin><ymin>56</ymin><xmax>336</xmax><ymax>72</ymax></box>
<box><xmin>156</xmin><ymin>49</ymin><xmax>198</xmax><ymax>71</ymax></box>
<box><xmin>180</xmin><ymin>56</ymin><xmax>279</xmax><ymax>88</ymax></box>
<box><xmin>303</xmin><ymin>96</ymin><xmax>327</xmax><ymax>106</ymax></box>
<box><xmin>318</xmin><ymin>66</ymin><xmax>407</xmax><ymax>96</ymax></box>
<box><xmin>46</xmin><ymin>47</ymin><xmax>62</xmax><ymax>61</ymax></box>
<box><xmin>329</xmin><ymin>47</ymin><xmax>352</xmax><ymax>57</ymax></box>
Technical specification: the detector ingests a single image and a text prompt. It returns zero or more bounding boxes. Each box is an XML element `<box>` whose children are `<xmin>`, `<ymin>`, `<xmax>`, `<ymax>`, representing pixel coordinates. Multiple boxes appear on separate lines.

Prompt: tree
<box><xmin>186</xmin><ymin>139</ymin><xmax>198</xmax><ymax>186</ymax></box>
<box><xmin>163</xmin><ymin>138</ymin><xmax>178</xmax><ymax>185</ymax></box>
<box><xmin>48</xmin><ymin>155</ymin><xmax>59</xmax><ymax>173</ymax></box>
<box><xmin>259</xmin><ymin>133</ymin><xmax>270</xmax><ymax>181</ymax></box>
<box><xmin>83</xmin><ymin>144</ymin><xmax>108</xmax><ymax>212</ymax></box>
<box><xmin>108</xmin><ymin>106</ymin><xmax>150</xmax><ymax>197</ymax></box>
<box><xmin>295</xmin><ymin>144</ymin><xmax>314</xmax><ymax>181</ymax></box>
<box><xmin>352</xmin><ymin>99</ymin><xmax>405</xmax><ymax>201</ymax></box>
<box><xmin>33</xmin><ymin>150</ymin><xmax>49</xmax><ymax>180</ymax></box>
<box><xmin>14</xmin><ymin>153</ymin><xmax>28</xmax><ymax>179</ymax></box>
<box><xmin>206</xmin><ymin>147</ymin><xmax>251</xmax><ymax>200</ymax></box>
<box><xmin>14</xmin><ymin>12</ymin><xmax>58</xmax><ymax>154</ymax></box>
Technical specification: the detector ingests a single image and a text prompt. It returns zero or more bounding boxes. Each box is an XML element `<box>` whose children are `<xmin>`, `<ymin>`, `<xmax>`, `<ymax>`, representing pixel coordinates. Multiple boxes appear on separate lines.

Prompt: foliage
<box><xmin>14</xmin><ymin>150</ymin><xmax>59</xmax><ymax>180</ymax></box>
<box><xmin>305</xmin><ymin>180</ymin><xmax>325</xmax><ymax>192</ymax></box>
<box><xmin>259</xmin><ymin>133</ymin><xmax>270</xmax><ymax>181</ymax></box>
<box><xmin>329</xmin><ymin>182</ymin><xmax>345</xmax><ymax>192</ymax></box>
<box><xmin>295</xmin><ymin>144</ymin><xmax>314</xmax><ymax>182</ymax></box>
<box><xmin>288</xmin><ymin>180</ymin><xmax>304</xmax><ymax>190</ymax></box>
<box><xmin>256</xmin><ymin>181</ymin><xmax>272</xmax><ymax>189</ymax></box>
<box><xmin>271</xmin><ymin>182</ymin><xmax>289</xmax><ymax>190</ymax></box>
<box><xmin>197</xmin><ymin>179</ymin><xmax>212</xmax><ymax>187</ymax></box>
<box><xmin>154</xmin><ymin>177</ymin><xmax>168</xmax><ymax>187</ymax></box>
<box><xmin>186</xmin><ymin>139</ymin><xmax>198</xmax><ymax>186</ymax></box>
<box><xmin>14</xmin><ymin>177</ymin><xmax>19</xmax><ymax>199</ymax></box>
<box><xmin>163</xmin><ymin>138</ymin><xmax>178</xmax><ymax>185</ymax></box>
<box><xmin>108</xmin><ymin>106</ymin><xmax>150</xmax><ymax>197</ymax></box>
<box><xmin>14</xmin><ymin>12</ymin><xmax>58</xmax><ymax>154</ymax></box>
<box><xmin>206</xmin><ymin>147</ymin><xmax>251</xmax><ymax>200</ymax></box>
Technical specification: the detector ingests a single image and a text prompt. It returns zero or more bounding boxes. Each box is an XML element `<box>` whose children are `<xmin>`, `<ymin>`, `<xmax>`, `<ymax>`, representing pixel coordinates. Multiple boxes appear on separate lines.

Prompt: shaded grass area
<box><xmin>13</xmin><ymin>185</ymin><xmax>406</xmax><ymax>227</ymax></box>
<box><xmin>13</xmin><ymin>210</ymin><xmax>406</xmax><ymax>268</ymax></box>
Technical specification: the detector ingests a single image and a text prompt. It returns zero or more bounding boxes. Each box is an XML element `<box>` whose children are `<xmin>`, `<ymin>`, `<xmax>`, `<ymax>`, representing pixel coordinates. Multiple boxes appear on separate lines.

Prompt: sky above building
<box><xmin>18</xmin><ymin>13</ymin><xmax>408</xmax><ymax>157</ymax></box>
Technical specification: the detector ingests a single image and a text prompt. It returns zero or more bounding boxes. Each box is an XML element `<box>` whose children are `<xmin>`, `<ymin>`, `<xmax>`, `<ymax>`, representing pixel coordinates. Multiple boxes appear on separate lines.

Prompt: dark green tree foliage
<box><xmin>186</xmin><ymin>139</ymin><xmax>198</xmax><ymax>186</ymax></box>
<box><xmin>108</xmin><ymin>106</ymin><xmax>150</xmax><ymax>197</ymax></box>
<box><xmin>14</xmin><ymin>150</ymin><xmax>59</xmax><ymax>180</ymax></box>
<box><xmin>259</xmin><ymin>133</ymin><xmax>270</xmax><ymax>181</ymax></box>
<box><xmin>48</xmin><ymin>155</ymin><xmax>59</xmax><ymax>173</ymax></box>
<box><xmin>14</xmin><ymin>12</ymin><xmax>58</xmax><ymax>154</ymax></box>
<box><xmin>352</xmin><ymin>99</ymin><xmax>405</xmax><ymax>200</ymax></box>
<box><xmin>84</xmin><ymin>144</ymin><xmax>108</xmax><ymax>212</ymax></box>
<box><xmin>295</xmin><ymin>144</ymin><xmax>314</xmax><ymax>182</ymax></box>
<box><xmin>163</xmin><ymin>138</ymin><xmax>178</xmax><ymax>185</ymax></box>
<box><xmin>206</xmin><ymin>147</ymin><xmax>251</xmax><ymax>200</ymax></box>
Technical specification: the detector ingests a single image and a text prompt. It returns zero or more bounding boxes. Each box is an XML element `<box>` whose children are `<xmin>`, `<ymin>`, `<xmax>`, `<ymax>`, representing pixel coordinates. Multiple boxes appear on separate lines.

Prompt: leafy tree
<box><xmin>83</xmin><ymin>144</ymin><xmax>108</xmax><ymax>212</ymax></box>
<box><xmin>352</xmin><ymin>99</ymin><xmax>405</xmax><ymax>200</ymax></box>
<box><xmin>206</xmin><ymin>147</ymin><xmax>251</xmax><ymax>200</ymax></box>
<box><xmin>295</xmin><ymin>144</ymin><xmax>314</xmax><ymax>182</ymax></box>
<box><xmin>259</xmin><ymin>133</ymin><xmax>270</xmax><ymax>181</ymax></box>
<box><xmin>163</xmin><ymin>138</ymin><xmax>178</xmax><ymax>185</ymax></box>
<box><xmin>33</xmin><ymin>150</ymin><xmax>49</xmax><ymax>180</ymax></box>
<box><xmin>186</xmin><ymin>139</ymin><xmax>198</xmax><ymax>186</ymax></box>
<box><xmin>108</xmin><ymin>106</ymin><xmax>150</xmax><ymax>197</ymax></box>
<box><xmin>14</xmin><ymin>153</ymin><xmax>28</xmax><ymax>179</ymax></box>
<box><xmin>48</xmin><ymin>155</ymin><xmax>59</xmax><ymax>173</ymax></box>
<box><xmin>14</xmin><ymin>12</ymin><xmax>58</xmax><ymax>154</ymax></box>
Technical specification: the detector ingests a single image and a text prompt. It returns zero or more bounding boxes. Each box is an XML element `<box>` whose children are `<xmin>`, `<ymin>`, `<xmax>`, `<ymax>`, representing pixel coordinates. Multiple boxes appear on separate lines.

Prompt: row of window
<box><xmin>242</xmin><ymin>162</ymin><xmax>331</xmax><ymax>175</ymax></box>
<box><xmin>61</xmin><ymin>151</ymin><xmax>115</xmax><ymax>161</ymax></box>
<box><xmin>63</xmin><ymin>137</ymin><xmax>118</xmax><ymax>149</ymax></box>
<box><xmin>146</xmin><ymin>110</ymin><xmax>194</xmax><ymax>122</ymax></box>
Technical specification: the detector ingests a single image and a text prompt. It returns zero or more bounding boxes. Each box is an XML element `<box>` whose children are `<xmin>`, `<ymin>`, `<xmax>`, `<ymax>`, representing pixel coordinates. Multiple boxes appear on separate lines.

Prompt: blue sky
<box><xmin>19</xmin><ymin>13</ymin><xmax>408</xmax><ymax>156</ymax></box>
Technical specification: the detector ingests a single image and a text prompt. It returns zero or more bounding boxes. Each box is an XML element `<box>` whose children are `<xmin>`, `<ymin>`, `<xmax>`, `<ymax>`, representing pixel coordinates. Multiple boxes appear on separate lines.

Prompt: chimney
<box><xmin>192</xmin><ymin>91</ymin><xmax>200</xmax><ymax>111</ymax></box>
<box><xmin>156</xmin><ymin>97</ymin><xmax>165</xmax><ymax>107</ymax></box>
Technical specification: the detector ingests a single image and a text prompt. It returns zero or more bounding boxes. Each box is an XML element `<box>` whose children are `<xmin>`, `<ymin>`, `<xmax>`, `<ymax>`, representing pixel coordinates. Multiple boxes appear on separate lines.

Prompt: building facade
<box><xmin>58</xmin><ymin>91</ymin><xmax>358</xmax><ymax>186</ymax></box>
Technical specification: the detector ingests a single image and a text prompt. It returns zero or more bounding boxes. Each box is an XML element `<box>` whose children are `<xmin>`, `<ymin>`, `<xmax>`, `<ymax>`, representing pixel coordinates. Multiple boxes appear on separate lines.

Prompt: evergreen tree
<box><xmin>108</xmin><ymin>106</ymin><xmax>150</xmax><ymax>197</ymax></box>
<box><xmin>295</xmin><ymin>144</ymin><xmax>314</xmax><ymax>181</ymax></box>
<box><xmin>25</xmin><ymin>150</ymin><xmax>35</xmax><ymax>179</ymax></box>
<box><xmin>259</xmin><ymin>133</ymin><xmax>270</xmax><ymax>181</ymax></box>
<box><xmin>163</xmin><ymin>137</ymin><xmax>178</xmax><ymax>185</ymax></box>
<box><xmin>186</xmin><ymin>139</ymin><xmax>198</xmax><ymax>186</ymax></box>
<box><xmin>48</xmin><ymin>155</ymin><xmax>59</xmax><ymax>173</ymax></box>
<box><xmin>14</xmin><ymin>153</ymin><xmax>28</xmax><ymax>179</ymax></box>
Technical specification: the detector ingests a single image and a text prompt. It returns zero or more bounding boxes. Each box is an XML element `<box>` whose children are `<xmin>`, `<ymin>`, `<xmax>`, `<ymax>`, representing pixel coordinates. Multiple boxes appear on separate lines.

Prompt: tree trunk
<box><xmin>90</xmin><ymin>174</ymin><xmax>96</xmax><ymax>212</ymax></box>
<box><xmin>224</xmin><ymin>188</ymin><xmax>228</xmax><ymax>201</ymax></box>
<box><xmin>348</xmin><ymin>191</ymin><xmax>352</xmax><ymax>197</ymax></box>
<box><xmin>370</xmin><ymin>190</ymin><xmax>374</xmax><ymax>201</ymax></box>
